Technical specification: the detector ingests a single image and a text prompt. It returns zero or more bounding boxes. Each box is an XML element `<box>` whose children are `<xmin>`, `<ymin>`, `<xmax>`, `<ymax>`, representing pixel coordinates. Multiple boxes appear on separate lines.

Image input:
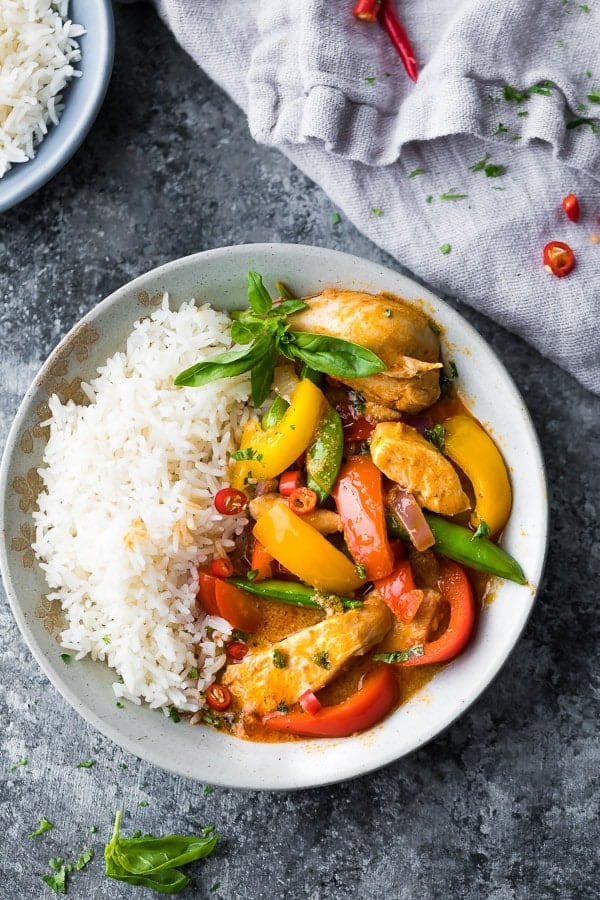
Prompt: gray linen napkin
<box><xmin>141</xmin><ymin>0</ymin><xmax>600</xmax><ymax>394</ymax></box>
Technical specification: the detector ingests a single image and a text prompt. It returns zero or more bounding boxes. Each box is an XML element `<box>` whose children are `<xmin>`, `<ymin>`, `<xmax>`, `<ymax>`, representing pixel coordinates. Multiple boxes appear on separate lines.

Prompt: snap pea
<box><xmin>386</xmin><ymin>511</ymin><xmax>527</xmax><ymax>585</ymax></box>
<box><xmin>227</xmin><ymin>577</ymin><xmax>362</xmax><ymax>610</ymax></box>
<box><xmin>261</xmin><ymin>394</ymin><xmax>289</xmax><ymax>430</ymax></box>
<box><xmin>305</xmin><ymin>405</ymin><xmax>344</xmax><ymax>504</ymax></box>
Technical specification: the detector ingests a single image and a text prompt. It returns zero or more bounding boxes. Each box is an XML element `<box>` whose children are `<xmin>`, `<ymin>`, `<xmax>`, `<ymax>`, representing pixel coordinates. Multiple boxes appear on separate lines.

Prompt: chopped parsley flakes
<box><xmin>28</xmin><ymin>817</ymin><xmax>53</xmax><ymax>838</ymax></box>
<box><xmin>313</xmin><ymin>651</ymin><xmax>331</xmax><ymax>670</ymax></box>
<box><xmin>440</xmin><ymin>243</ymin><xmax>452</xmax><ymax>256</ymax></box>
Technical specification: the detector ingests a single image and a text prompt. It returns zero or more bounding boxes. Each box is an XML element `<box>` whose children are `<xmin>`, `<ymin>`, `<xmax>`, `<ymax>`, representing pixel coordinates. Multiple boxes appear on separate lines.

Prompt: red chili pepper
<box><xmin>227</xmin><ymin>640</ymin><xmax>249</xmax><ymax>661</ymax></box>
<box><xmin>263</xmin><ymin>665</ymin><xmax>399</xmax><ymax>737</ymax></box>
<box><xmin>205</xmin><ymin>683</ymin><xmax>232</xmax><ymax>712</ymax></box>
<box><xmin>299</xmin><ymin>689</ymin><xmax>322</xmax><ymax>715</ymax></box>
<box><xmin>561</xmin><ymin>194</ymin><xmax>580</xmax><ymax>223</ymax></box>
<box><xmin>401</xmin><ymin>559</ymin><xmax>476</xmax><ymax>666</ymax></box>
<box><xmin>214</xmin><ymin>487</ymin><xmax>248</xmax><ymax>515</ymax></box>
<box><xmin>288</xmin><ymin>486</ymin><xmax>318</xmax><ymax>515</ymax></box>
<box><xmin>353</xmin><ymin>0</ymin><xmax>381</xmax><ymax>22</ymax></box>
<box><xmin>543</xmin><ymin>241</ymin><xmax>576</xmax><ymax>278</ymax></box>
<box><xmin>197</xmin><ymin>571</ymin><xmax>261</xmax><ymax>632</ymax></box>
<box><xmin>210</xmin><ymin>557</ymin><xmax>234</xmax><ymax>579</ymax></box>
<box><xmin>278</xmin><ymin>469</ymin><xmax>303</xmax><ymax>496</ymax></box>
<box><xmin>380</xmin><ymin>0</ymin><xmax>418</xmax><ymax>82</ymax></box>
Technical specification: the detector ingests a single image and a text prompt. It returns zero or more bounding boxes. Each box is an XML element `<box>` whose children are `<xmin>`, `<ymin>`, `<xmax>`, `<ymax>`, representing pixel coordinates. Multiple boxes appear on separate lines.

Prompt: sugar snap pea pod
<box><xmin>386</xmin><ymin>511</ymin><xmax>527</xmax><ymax>585</ymax></box>
<box><xmin>261</xmin><ymin>394</ymin><xmax>289</xmax><ymax>430</ymax></box>
<box><xmin>305</xmin><ymin>405</ymin><xmax>344</xmax><ymax>504</ymax></box>
<box><xmin>227</xmin><ymin>577</ymin><xmax>362</xmax><ymax>610</ymax></box>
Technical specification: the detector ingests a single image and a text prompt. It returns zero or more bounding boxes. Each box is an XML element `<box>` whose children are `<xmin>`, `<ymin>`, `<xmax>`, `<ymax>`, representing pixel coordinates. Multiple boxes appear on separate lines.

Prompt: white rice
<box><xmin>0</xmin><ymin>1</ymin><xmax>84</xmax><ymax>177</ymax></box>
<box><xmin>32</xmin><ymin>297</ymin><xmax>253</xmax><ymax>713</ymax></box>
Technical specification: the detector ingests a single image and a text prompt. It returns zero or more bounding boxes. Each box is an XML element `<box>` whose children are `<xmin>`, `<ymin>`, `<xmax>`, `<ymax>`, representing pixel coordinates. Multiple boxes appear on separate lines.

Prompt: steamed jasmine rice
<box><xmin>32</xmin><ymin>298</ymin><xmax>252</xmax><ymax>713</ymax></box>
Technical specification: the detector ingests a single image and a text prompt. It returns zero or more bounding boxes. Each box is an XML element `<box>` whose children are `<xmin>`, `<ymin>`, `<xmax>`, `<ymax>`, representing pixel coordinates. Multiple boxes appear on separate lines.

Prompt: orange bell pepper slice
<box><xmin>332</xmin><ymin>456</ymin><xmax>394</xmax><ymax>581</ymax></box>
<box><xmin>197</xmin><ymin>570</ymin><xmax>261</xmax><ymax>632</ymax></box>
<box><xmin>263</xmin><ymin>664</ymin><xmax>399</xmax><ymax>737</ymax></box>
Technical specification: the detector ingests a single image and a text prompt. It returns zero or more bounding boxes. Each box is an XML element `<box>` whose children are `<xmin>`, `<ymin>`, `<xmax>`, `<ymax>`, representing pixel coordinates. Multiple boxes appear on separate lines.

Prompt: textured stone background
<box><xmin>1</xmin><ymin>5</ymin><xmax>599</xmax><ymax>899</ymax></box>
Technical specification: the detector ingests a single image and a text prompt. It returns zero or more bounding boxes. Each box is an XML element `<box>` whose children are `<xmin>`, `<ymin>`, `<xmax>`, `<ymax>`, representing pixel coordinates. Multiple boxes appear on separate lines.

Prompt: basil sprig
<box><xmin>174</xmin><ymin>272</ymin><xmax>386</xmax><ymax>406</ymax></box>
<box><xmin>104</xmin><ymin>810</ymin><xmax>218</xmax><ymax>895</ymax></box>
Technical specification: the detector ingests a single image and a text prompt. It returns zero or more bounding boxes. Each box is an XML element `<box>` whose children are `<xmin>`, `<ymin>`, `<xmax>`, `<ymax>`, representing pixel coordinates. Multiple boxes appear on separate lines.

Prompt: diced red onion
<box><xmin>388</xmin><ymin>486</ymin><xmax>435</xmax><ymax>552</ymax></box>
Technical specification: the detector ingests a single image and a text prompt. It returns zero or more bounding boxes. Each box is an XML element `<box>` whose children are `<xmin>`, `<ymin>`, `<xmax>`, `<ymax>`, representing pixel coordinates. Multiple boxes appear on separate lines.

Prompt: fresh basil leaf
<box><xmin>424</xmin><ymin>424</ymin><xmax>446</xmax><ymax>453</ymax></box>
<box><xmin>251</xmin><ymin>338</ymin><xmax>280</xmax><ymax>407</ymax></box>
<box><xmin>275</xmin><ymin>280</ymin><xmax>296</xmax><ymax>300</ymax></box>
<box><xmin>230</xmin><ymin>318</ymin><xmax>264</xmax><ymax>345</ymax></box>
<box><xmin>289</xmin><ymin>332</ymin><xmax>386</xmax><ymax>379</ymax></box>
<box><xmin>106</xmin><ymin>858</ymin><xmax>189</xmax><ymax>894</ymax></box>
<box><xmin>269</xmin><ymin>299</ymin><xmax>309</xmax><ymax>317</ymax></box>
<box><xmin>247</xmin><ymin>271</ymin><xmax>272</xmax><ymax>315</ymax></box>
<box><xmin>373</xmin><ymin>644</ymin><xmax>425</xmax><ymax>664</ymax></box>
<box><xmin>174</xmin><ymin>333</ymin><xmax>273</xmax><ymax>388</ymax></box>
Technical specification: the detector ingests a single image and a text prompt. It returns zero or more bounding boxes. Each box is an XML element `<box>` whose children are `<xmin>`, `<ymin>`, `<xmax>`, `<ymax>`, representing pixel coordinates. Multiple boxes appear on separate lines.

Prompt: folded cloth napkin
<box><xmin>137</xmin><ymin>0</ymin><xmax>600</xmax><ymax>394</ymax></box>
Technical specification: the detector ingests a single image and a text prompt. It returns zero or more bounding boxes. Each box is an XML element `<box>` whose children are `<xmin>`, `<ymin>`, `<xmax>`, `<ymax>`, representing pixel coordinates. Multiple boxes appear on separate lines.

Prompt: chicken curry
<box><xmin>180</xmin><ymin>276</ymin><xmax>526</xmax><ymax>741</ymax></box>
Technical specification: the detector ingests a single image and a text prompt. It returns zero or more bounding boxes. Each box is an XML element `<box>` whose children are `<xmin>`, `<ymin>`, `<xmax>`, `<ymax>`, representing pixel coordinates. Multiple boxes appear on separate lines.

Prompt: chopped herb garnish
<box><xmin>566</xmin><ymin>117</ymin><xmax>598</xmax><ymax>131</ymax></box>
<box><xmin>232</xmin><ymin>629</ymin><xmax>248</xmax><ymax>642</ymax></box>
<box><xmin>494</xmin><ymin>123</ymin><xmax>508</xmax><ymax>135</ymax></box>
<box><xmin>558</xmin><ymin>39</ymin><xmax>565</xmax><ymax>48</ymax></box>
<box><xmin>272</xmin><ymin>648</ymin><xmax>287</xmax><ymax>669</ymax></box>
<box><xmin>355</xmin><ymin>562</ymin><xmax>367</xmax><ymax>578</ymax></box>
<box><xmin>210</xmin><ymin>883</ymin><xmax>221</xmax><ymax>893</ymax></box>
<box><xmin>138</xmin><ymin>800</ymin><xmax>149</xmax><ymax>807</ymax></box>
<box><xmin>120</xmin><ymin>763</ymin><xmax>128</xmax><ymax>769</ymax></box>
<box><xmin>504</xmin><ymin>85</ymin><xmax>529</xmax><ymax>103</ymax></box>
<box><xmin>168</xmin><ymin>706</ymin><xmax>181</xmax><ymax>723</ymax></box>
<box><xmin>331</xmin><ymin>212</ymin><xmax>342</xmax><ymax>225</ymax></box>
<box><xmin>586</xmin><ymin>69</ymin><xmax>593</xmax><ymax>78</ymax></box>
<box><xmin>365</xmin><ymin>76</ymin><xmax>376</xmax><ymax>84</ymax></box>
<box><xmin>439</xmin><ymin>192</ymin><xmax>468</xmax><ymax>200</ymax></box>
<box><xmin>408</xmin><ymin>167</ymin><xmax>426</xmax><ymax>178</ymax></box>
<box><xmin>428</xmin><ymin>319</ymin><xmax>441</xmax><ymax>335</ymax></box>
<box><xmin>580</xmin><ymin>3</ymin><xmax>590</xmax><ymax>10</ymax></box>
<box><xmin>517</xmin><ymin>110</ymin><xmax>529</xmax><ymax>117</ymax></box>
<box><xmin>204</xmin><ymin>784</ymin><xmax>214</xmax><ymax>796</ymax></box>
<box><xmin>76</xmin><ymin>760</ymin><xmax>96</xmax><ymax>769</ymax></box>
<box><xmin>587</xmin><ymin>88</ymin><xmax>600</xmax><ymax>103</ymax></box>
<box><xmin>471</xmin><ymin>520</ymin><xmax>492</xmax><ymax>540</ymax></box>
<box><xmin>425</xmin><ymin>195</ymin><xmax>433</xmax><ymax>203</ymax></box>
<box><xmin>484</xmin><ymin>163</ymin><xmax>506</xmax><ymax>177</ymax></box>
<box><xmin>424</xmin><ymin>423</ymin><xmax>446</xmax><ymax>453</ymax></box>
<box><xmin>529</xmin><ymin>82</ymin><xmax>553</xmax><ymax>96</ymax></box>
<box><xmin>90</xmin><ymin>825</ymin><xmax>98</xmax><ymax>834</ymax></box>
<box><xmin>449</xmin><ymin>361</ymin><xmax>459</xmax><ymax>378</ymax></box>
<box><xmin>470</xmin><ymin>153</ymin><xmax>490</xmax><ymax>172</ymax></box>
<box><xmin>9</xmin><ymin>758</ymin><xmax>27</xmax><ymax>772</ymax></box>
<box><xmin>102</xmin><ymin>635</ymin><xmax>111</xmax><ymax>644</ymax></box>
<box><xmin>230</xmin><ymin>447</ymin><xmax>263</xmax><ymax>461</ymax></box>
<box><xmin>28</xmin><ymin>817</ymin><xmax>53</xmax><ymax>838</ymax></box>
<box><xmin>205</xmin><ymin>626</ymin><xmax>215</xmax><ymax>637</ymax></box>
<box><xmin>42</xmin><ymin>849</ymin><xmax>94</xmax><ymax>895</ymax></box>
<box><xmin>246</xmin><ymin>569</ymin><xmax>259</xmax><ymax>581</ymax></box>
<box><xmin>202</xmin><ymin>710</ymin><xmax>222</xmax><ymax>728</ymax></box>
<box><xmin>511</xmin><ymin>134</ymin><xmax>521</xmax><ymax>141</ymax></box>
<box><xmin>373</xmin><ymin>644</ymin><xmax>425</xmax><ymax>664</ymax></box>
<box><xmin>313</xmin><ymin>651</ymin><xmax>331</xmax><ymax>670</ymax></box>
<box><xmin>576</xmin><ymin>103</ymin><xmax>588</xmax><ymax>112</ymax></box>
<box><xmin>371</xmin><ymin>207</ymin><xmax>383</xmax><ymax>217</ymax></box>
<box><xmin>60</xmin><ymin>653</ymin><xmax>71</xmax><ymax>664</ymax></box>
<box><xmin>384</xmin><ymin>308</ymin><xmax>392</xmax><ymax>318</ymax></box>
<box><xmin>116</xmin><ymin>701</ymin><xmax>125</xmax><ymax>709</ymax></box>
<box><xmin>277</xmin><ymin>701</ymin><xmax>289</xmax><ymax>714</ymax></box>
<box><xmin>440</xmin><ymin>243</ymin><xmax>452</xmax><ymax>256</ymax></box>
<box><xmin>188</xmin><ymin>667</ymin><xmax>199</xmax><ymax>680</ymax></box>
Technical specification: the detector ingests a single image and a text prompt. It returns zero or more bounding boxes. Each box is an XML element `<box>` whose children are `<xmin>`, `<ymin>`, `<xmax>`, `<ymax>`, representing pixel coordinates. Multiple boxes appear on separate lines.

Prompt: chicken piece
<box><xmin>370</xmin><ymin>422</ymin><xmax>470</xmax><ymax>515</ymax></box>
<box><xmin>248</xmin><ymin>493</ymin><xmax>342</xmax><ymax>534</ymax></box>
<box><xmin>289</xmin><ymin>289</ymin><xmax>442</xmax><ymax>414</ymax></box>
<box><xmin>221</xmin><ymin>593</ymin><xmax>392</xmax><ymax>715</ymax></box>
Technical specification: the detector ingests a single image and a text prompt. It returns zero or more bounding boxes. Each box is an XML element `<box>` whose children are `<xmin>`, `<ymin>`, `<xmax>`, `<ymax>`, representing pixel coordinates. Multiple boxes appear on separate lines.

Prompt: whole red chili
<box><xmin>543</xmin><ymin>241</ymin><xmax>576</xmax><ymax>278</ymax></box>
<box><xmin>380</xmin><ymin>0</ymin><xmax>418</xmax><ymax>82</ymax></box>
<box><xmin>288</xmin><ymin>486</ymin><xmax>318</xmax><ymax>515</ymax></box>
<box><xmin>353</xmin><ymin>0</ymin><xmax>381</xmax><ymax>21</ymax></box>
<box><xmin>561</xmin><ymin>194</ymin><xmax>580</xmax><ymax>223</ymax></box>
<box><xmin>210</xmin><ymin>557</ymin><xmax>234</xmax><ymax>579</ymax></box>
<box><xmin>214</xmin><ymin>487</ymin><xmax>247</xmax><ymax>515</ymax></box>
<box><xmin>227</xmin><ymin>640</ymin><xmax>249</xmax><ymax>661</ymax></box>
<box><xmin>205</xmin><ymin>683</ymin><xmax>232</xmax><ymax>712</ymax></box>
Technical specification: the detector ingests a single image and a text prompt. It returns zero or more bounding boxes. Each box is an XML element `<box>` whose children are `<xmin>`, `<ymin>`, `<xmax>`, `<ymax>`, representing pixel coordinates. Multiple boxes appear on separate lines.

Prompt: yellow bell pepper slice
<box><xmin>231</xmin><ymin>379</ymin><xmax>326</xmax><ymax>491</ymax></box>
<box><xmin>443</xmin><ymin>414</ymin><xmax>512</xmax><ymax>536</ymax></box>
<box><xmin>253</xmin><ymin>502</ymin><xmax>366</xmax><ymax>595</ymax></box>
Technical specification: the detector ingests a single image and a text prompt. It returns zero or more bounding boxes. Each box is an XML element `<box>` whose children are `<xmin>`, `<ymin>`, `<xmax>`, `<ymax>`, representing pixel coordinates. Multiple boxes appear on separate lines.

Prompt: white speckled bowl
<box><xmin>0</xmin><ymin>0</ymin><xmax>114</xmax><ymax>214</ymax></box>
<box><xmin>0</xmin><ymin>244</ymin><xmax>547</xmax><ymax>790</ymax></box>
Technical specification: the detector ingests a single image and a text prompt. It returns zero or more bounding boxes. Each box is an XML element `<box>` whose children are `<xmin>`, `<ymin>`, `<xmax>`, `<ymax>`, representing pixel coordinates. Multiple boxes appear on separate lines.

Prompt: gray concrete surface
<box><xmin>1</xmin><ymin>5</ymin><xmax>599</xmax><ymax>899</ymax></box>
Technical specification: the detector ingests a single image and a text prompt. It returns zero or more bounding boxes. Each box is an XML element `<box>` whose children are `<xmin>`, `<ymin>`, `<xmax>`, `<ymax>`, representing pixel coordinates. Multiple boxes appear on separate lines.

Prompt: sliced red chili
<box><xmin>543</xmin><ymin>241</ymin><xmax>575</xmax><ymax>278</ymax></box>
<box><xmin>353</xmin><ymin>0</ymin><xmax>381</xmax><ymax>22</ymax></box>
<box><xmin>205</xmin><ymin>683</ymin><xmax>232</xmax><ymax>711</ymax></box>
<box><xmin>299</xmin><ymin>689</ymin><xmax>322</xmax><ymax>715</ymax></box>
<box><xmin>561</xmin><ymin>193</ymin><xmax>580</xmax><ymax>223</ymax></box>
<box><xmin>214</xmin><ymin>487</ymin><xmax>248</xmax><ymax>515</ymax></box>
<box><xmin>278</xmin><ymin>469</ymin><xmax>303</xmax><ymax>496</ymax></box>
<box><xmin>210</xmin><ymin>557</ymin><xmax>234</xmax><ymax>579</ymax></box>
<box><xmin>288</xmin><ymin>486</ymin><xmax>318</xmax><ymax>515</ymax></box>
<box><xmin>227</xmin><ymin>640</ymin><xmax>249</xmax><ymax>661</ymax></box>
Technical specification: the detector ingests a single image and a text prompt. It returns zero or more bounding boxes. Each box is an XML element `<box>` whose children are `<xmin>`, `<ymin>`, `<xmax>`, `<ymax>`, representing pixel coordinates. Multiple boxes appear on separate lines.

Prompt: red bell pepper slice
<box><xmin>197</xmin><ymin>570</ymin><xmax>261</xmax><ymax>632</ymax></box>
<box><xmin>374</xmin><ymin>559</ymin><xmax>423</xmax><ymax>623</ymax></box>
<box><xmin>401</xmin><ymin>559</ymin><xmax>476</xmax><ymax>666</ymax></box>
<box><xmin>263</xmin><ymin>665</ymin><xmax>399</xmax><ymax>738</ymax></box>
<box><xmin>332</xmin><ymin>456</ymin><xmax>394</xmax><ymax>581</ymax></box>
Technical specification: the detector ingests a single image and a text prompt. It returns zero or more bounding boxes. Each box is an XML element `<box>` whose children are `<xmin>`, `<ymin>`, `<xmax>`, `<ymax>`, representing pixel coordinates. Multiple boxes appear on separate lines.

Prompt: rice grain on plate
<box><xmin>0</xmin><ymin>1</ymin><xmax>84</xmax><ymax>177</ymax></box>
<box><xmin>33</xmin><ymin>298</ymin><xmax>252</xmax><ymax>713</ymax></box>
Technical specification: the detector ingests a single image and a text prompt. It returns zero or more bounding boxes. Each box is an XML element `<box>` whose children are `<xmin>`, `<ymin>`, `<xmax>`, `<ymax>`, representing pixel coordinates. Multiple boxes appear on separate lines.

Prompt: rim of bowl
<box><xmin>0</xmin><ymin>243</ymin><xmax>549</xmax><ymax>789</ymax></box>
<box><xmin>0</xmin><ymin>0</ymin><xmax>115</xmax><ymax>214</ymax></box>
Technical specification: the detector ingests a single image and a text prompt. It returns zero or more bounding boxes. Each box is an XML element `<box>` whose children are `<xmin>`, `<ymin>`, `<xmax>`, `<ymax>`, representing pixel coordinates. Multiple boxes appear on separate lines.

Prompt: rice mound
<box><xmin>0</xmin><ymin>1</ymin><xmax>84</xmax><ymax>177</ymax></box>
<box><xmin>32</xmin><ymin>298</ymin><xmax>252</xmax><ymax>713</ymax></box>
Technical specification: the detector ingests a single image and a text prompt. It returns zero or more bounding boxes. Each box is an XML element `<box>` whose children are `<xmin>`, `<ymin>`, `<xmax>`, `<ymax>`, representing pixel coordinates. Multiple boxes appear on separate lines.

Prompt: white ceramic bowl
<box><xmin>0</xmin><ymin>244</ymin><xmax>547</xmax><ymax>790</ymax></box>
<box><xmin>0</xmin><ymin>0</ymin><xmax>114</xmax><ymax>214</ymax></box>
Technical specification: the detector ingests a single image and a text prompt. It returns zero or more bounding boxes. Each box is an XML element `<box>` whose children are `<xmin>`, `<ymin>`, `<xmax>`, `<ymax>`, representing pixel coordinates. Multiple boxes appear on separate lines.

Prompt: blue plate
<box><xmin>0</xmin><ymin>0</ymin><xmax>114</xmax><ymax>214</ymax></box>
